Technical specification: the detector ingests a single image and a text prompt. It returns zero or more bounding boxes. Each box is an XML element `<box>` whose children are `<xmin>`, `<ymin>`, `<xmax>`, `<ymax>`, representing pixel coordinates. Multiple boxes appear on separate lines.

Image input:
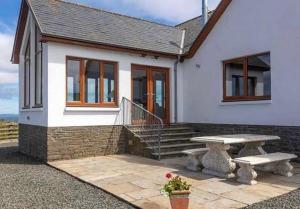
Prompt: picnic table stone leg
<box><xmin>238</xmin><ymin>142</ymin><xmax>267</xmax><ymax>157</ymax></box>
<box><xmin>238</xmin><ymin>141</ymin><xmax>274</xmax><ymax>171</ymax></box>
<box><xmin>273</xmin><ymin>160</ymin><xmax>294</xmax><ymax>177</ymax></box>
<box><xmin>237</xmin><ymin>164</ymin><xmax>258</xmax><ymax>185</ymax></box>
<box><xmin>202</xmin><ymin>143</ymin><xmax>236</xmax><ymax>178</ymax></box>
<box><xmin>186</xmin><ymin>154</ymin><xmax>201</xmax><ymax>171</ymax></box>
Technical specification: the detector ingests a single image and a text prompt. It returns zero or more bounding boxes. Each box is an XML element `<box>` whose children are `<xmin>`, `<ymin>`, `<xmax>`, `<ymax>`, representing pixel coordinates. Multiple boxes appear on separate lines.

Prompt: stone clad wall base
<box><xmin>191</xmin><ymin>123</ymin><xmax>300</xmax><ymax>162</ymax></box>
<box><xmin>19</xmin><ymin>124</ymin><xmax>48</xmax><ymax>161</ymax></box>
<box><xmin>19</xmin><ymin>124</ymin><xmax>128</xmax><ymax>162</ymax></box>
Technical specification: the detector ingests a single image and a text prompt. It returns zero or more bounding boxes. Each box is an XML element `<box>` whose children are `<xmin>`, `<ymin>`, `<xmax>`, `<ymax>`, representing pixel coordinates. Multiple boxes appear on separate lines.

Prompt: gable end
<box><xmin>184</xmin><ymin>0</ymin><xmax>232</xmax><ymax>59</ymax></box>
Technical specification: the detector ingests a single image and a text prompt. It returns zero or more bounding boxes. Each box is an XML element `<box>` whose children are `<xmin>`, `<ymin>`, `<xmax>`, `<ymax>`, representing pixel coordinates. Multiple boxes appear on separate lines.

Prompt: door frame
<box><xmin>131</xmin><ymin>64</ymin><xmax>170</xmax><ymax>124</ymax></box>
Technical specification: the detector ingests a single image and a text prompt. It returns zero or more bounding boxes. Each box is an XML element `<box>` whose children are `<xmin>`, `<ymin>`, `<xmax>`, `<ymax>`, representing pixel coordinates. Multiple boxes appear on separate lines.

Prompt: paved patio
<box><xmin>49</xmin><ymin>155</ymin><xmax>300</xmax><ymax>209</ymax></box>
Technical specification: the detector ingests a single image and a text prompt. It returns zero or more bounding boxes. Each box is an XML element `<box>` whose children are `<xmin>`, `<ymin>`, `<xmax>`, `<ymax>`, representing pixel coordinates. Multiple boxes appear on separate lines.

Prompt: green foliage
<box><xmin>161</xmin><ymin>176</ymin><xmax>191</xmax><ymax>196</ymax></box>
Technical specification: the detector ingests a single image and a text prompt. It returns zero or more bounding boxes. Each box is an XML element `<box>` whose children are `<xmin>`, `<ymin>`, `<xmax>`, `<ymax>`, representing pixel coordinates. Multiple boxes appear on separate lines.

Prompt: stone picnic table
<box><xmin>191</xmin><ymin>134</ymin><xmax>280</xmax><ymax>178</ymax></box>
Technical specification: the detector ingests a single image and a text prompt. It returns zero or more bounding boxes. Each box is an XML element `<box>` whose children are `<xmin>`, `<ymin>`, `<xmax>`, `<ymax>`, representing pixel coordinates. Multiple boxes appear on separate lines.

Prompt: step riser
<box><xmin>159</xmin><ymin>153</ymin><xmax>186</xmax><ymax>159</ymax></box>
<box><xmin>160</xmin><ymin>134</ymin><xmax>201</xmax><ymax>139</ymax></box>
<box><xmin>152</xmin><ymin>145</ymin><xmax>204</xmax><ymax>153</ymax></box>
<box><xmin>139</xmin><ymin>133</ymin><xmax>201</xmax><ymax>139</ymax></box>
<box><xmin>127</xmin><ymin>123</ymin><xmax>204</xmax><ymax>159</ymax></box>
<box><xmin>150</xmin><ymin>141</ymin><xmax>200</xmax><ymax>147</ymax></box>
<box><xmin>134</xmin><ymin>128</ymin><xmax>193</xmax><ymax>135</ymax></box>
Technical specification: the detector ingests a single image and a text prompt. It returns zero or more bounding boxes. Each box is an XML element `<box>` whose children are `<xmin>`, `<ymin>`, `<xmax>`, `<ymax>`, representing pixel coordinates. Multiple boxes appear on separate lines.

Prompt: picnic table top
<box><xmin>191</xmin><ymin>134</ymin><xmax>280</xmax><ymax>145</ymax></box>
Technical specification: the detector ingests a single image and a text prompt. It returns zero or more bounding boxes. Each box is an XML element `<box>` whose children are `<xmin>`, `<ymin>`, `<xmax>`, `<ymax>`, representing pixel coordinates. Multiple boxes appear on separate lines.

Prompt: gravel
<box><xmin>0</xmin><ymin>145</ymin><xmax>137</xmax><ymax>209</ymax></box>
<box><xmin>243</xmin><ymin>189</ymin><xmax>300</xmax><ymax>209</ymax></box>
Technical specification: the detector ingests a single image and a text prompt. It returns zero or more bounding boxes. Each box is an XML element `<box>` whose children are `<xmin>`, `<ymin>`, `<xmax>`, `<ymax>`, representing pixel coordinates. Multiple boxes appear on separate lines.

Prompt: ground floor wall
<box><xmin>19</xmin><ymin>124</ymin><xmax>128</xmax><ymax>162</ymax></box>
<box><xmin>191</xmin><ymin>123</ymin><xmax>300</xmax><ymax>161</ymax></box>
<box><xmin>19</xmin><ymin>124</ymin><xmax>48</xmax><ymax>161</ymax></box>
<box><xmin>19</xmin><ymin>123</ymin><xmax>300</xmax><ymax>162</ymax></box>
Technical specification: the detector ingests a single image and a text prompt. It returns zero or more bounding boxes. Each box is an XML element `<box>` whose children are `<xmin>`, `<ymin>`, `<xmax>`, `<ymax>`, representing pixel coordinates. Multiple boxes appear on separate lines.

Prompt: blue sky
<box><xmin>0</xmin><ymin>0</ymin><xmax>220</xmax><ymax>114</ymax></box>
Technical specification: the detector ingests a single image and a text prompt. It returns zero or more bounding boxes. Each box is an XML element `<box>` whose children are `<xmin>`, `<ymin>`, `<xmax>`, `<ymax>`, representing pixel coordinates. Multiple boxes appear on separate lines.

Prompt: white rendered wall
<box><xmin>181</xmin><ymin>0</ymin><xmax>300</xmax><ymax>126</ymax></box>
<box><xmin>18</xmin><ymin>12</ymin><xmax>48</xmax><ymax>126</ymax></box>
<box><xmin>47</xmin><ymin>43</ymin><xmax>178</xmax><ymax>127</ymax></box>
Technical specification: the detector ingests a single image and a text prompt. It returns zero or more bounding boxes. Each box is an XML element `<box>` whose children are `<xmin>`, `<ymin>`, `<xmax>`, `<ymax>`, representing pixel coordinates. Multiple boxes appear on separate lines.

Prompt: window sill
<box><xmin>219</xmin><ymin>100</ymin><xmax>272</xmax><ymax>106</ymax></box>
<box><xmin>20</xmin><ymin>107</ymin><xmax>44</xmax><ymax>112</ymax></box>
<box><xmin>64</xmin><ymin>107</ymin><xmax>120</xmax><ymax>112</ymax></box>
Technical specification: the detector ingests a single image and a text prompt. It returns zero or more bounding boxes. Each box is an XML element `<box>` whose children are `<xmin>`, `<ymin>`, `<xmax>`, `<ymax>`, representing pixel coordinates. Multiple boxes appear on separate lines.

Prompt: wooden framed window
<box><xmin>66</xmin><ymin>56</ymin><xmax>118</xmax><ymax>107</ymax></box>
<box><xmin>34</xmin><ymin>26</ymin><xmax>43</xmax><ymax>107</ymax></box>
<box><xmin>23</xmin><ymin>36</ymin><xmax>30</xmax><ymax>108</ymax></box>
<box><xmin>223</xmin><ymin>52</ymin><xmax>271</xmax><ymax>102</ymax></box>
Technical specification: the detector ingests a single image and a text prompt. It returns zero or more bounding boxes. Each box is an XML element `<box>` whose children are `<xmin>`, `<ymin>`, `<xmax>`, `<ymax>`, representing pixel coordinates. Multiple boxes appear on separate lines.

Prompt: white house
<box><xmin>12</xmin><ymin>0</ymin><xmax>300</xmax><ymax>161</ymax></box>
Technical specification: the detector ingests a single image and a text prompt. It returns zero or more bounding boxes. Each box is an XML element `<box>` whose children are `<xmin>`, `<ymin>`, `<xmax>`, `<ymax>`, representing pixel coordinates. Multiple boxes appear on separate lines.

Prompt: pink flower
<box><xmin>165</xmin><ymin>173</ymin><xmax>172</xmax><ymax>179</ymax></box>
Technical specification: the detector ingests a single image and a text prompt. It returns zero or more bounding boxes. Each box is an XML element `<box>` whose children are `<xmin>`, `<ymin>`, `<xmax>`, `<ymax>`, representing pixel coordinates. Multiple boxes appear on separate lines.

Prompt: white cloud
<box><xmin>70</xmin><ymin>0</ymin><xmax>221</xmax><ymax>24</ymax></box>
<box><xmin>0</xmin><ymin>72</ymin><xmax>18</xmax><ymax>84</ymax></box>
<box><xmin>0</xmin><ymin>33</ymin><xmax>18</xmax><ymax>84</ymax></box>
<box><xmin>0</xmin><ymin>21</ymin><xmax>15</xmax><ymax>34</ymax></box>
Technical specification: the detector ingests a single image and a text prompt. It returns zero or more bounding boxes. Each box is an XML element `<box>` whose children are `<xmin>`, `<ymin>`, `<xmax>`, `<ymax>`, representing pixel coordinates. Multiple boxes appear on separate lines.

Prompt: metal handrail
<box><xmin>116</xmin><ymin>97</ymin><xmax>163</xmax><ymax>160</ymax></box>
<box><xmin>122</xmin><ymin>97</ymin><xmax>164</xmax><ymax>125</ymax></box>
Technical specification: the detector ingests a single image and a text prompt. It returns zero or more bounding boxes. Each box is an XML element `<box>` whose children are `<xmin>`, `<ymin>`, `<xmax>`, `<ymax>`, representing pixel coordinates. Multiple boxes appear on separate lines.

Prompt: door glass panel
<box><xmin>132</xmin><ymin>70</ymin><xmax>147</xmax><ymax>109</ymax></box>
<box><xmin>152</xmin><ymin>71</ymin><xmax>166</xmax><ymax>119</ymax></box>
<box><xmin>85</xmin><ymin>60</ymin><xmax>100</xmax><ymax>103</ymax></box>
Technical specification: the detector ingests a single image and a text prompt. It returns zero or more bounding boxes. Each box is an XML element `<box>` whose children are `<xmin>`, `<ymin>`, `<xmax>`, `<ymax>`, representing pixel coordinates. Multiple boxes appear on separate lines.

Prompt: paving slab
<box><xmin>0</xmin><ymin>146</ymin><xmax>135</xmax><ymax>209</ymax></box>
<box><xmin>49</xmin><ymin>155</ymin><xmax>300</xmax><ymax>209</ymax></box>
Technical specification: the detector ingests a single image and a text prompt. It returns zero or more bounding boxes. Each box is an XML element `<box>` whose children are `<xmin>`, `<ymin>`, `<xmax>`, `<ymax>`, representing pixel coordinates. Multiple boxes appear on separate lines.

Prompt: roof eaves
<box><xmin>41</xmin><ymin>34</ymin><xmax>180</xmax><ymax>58</ymax></box>
<box><xmin>11</xmin><ymin>0</ymin><xmax>28</xmax><ymax>64</ymax></box>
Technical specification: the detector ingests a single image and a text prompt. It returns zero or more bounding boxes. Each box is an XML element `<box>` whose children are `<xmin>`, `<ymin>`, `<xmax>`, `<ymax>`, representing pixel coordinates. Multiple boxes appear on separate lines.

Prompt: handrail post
<box><xmin>122</xmin><ymin>98</ymin><xmax>125</xmax><ymax>126</ymax></box>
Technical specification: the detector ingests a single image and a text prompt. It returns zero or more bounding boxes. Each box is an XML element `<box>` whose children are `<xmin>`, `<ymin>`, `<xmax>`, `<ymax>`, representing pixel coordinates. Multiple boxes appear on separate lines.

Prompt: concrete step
<box><xmin>134</xmin><ymin>127</ymin><xmax>193</xmax><ymax>135</ymax></box>
<box><xmin>146</xmin><ymin>137</ymin><xmax>195</xmax><ymax>144</ymax></box>
<box><xmin>139</xmin><ymin>132</ymin><xmax>201</xmax><ymax>139</ymax></box>
<box><xmin>152</xmin><ymin>145</ymin><xmax>205</xmax><ymax>159</ymax></box>
<box><xmin>147</xmin><ymin>142</ymin><xmax>204</xmax><ymax>150</ymax></box>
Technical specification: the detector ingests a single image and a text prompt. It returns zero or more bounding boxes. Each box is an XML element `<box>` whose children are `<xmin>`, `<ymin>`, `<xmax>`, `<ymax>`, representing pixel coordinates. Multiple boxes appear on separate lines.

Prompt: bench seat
<box><xmin>182</xmin><ymin>148</ymin><xmax>209</xmax><ymax>171</ymax></box>
<box><xmin>233</xmin><ymin>152</ymin><xmax>297</xmax><ymax>185</ymax></box>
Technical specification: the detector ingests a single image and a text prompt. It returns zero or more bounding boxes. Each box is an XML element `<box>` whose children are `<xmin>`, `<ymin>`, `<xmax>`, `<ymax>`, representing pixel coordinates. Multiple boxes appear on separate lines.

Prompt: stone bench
<box><xmin>233</xmin><ymin>152</ymin><xmax>297</xmax><ymax>185</ymax></box>
<box><xmin>182</xmin><ymin>148</ymin><xmax>209</xmax><ymax>171</ymax></box>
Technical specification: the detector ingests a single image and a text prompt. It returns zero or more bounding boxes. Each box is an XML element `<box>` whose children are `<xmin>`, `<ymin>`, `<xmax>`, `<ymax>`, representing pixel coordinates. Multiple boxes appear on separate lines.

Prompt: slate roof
<box><xmin>27</xmin><ymin>0</ymin><xmax>185</xmax><ymax>55</ymax></box>
<box><xmin>176</xmin><ymin>12</ymin><xmax>213</xmax><ymax>53</ymax></box>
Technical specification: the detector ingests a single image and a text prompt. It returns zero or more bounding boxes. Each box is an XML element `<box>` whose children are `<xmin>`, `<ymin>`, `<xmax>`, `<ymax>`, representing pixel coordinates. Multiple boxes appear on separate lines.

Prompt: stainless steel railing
<box><xmin>114</xmin><ymin>97</ymin><xmax>163</xmax><ymax>160</ymax></box>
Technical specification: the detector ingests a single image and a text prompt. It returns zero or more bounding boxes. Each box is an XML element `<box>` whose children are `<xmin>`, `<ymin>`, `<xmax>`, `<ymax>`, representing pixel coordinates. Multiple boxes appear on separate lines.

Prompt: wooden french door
<box><xmin>131</xmin><ymin>64</ymin><xmax>170</xmax><ymax>124</ymax></box>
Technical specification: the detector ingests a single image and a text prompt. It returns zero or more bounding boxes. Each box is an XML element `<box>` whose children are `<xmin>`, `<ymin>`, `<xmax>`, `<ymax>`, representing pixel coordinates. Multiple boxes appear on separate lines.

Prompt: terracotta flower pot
<box><xmin>169</xmin><ymin>190</ymin><xmax>190</xmax><ymax>209</ymax></box>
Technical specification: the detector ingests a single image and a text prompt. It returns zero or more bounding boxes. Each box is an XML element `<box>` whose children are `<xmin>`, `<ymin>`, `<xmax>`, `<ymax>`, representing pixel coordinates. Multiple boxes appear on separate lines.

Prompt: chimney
<box><xmin>202</xmin><ymin>0</ymin><xmax>208</xmax><ymax>25</ymax></box>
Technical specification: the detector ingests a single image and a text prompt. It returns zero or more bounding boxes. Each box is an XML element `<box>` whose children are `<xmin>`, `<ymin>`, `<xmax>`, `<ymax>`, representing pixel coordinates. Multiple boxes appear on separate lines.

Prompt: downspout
<box><xmin>174</xmin><ymin>29</ymin><xmax>186</xmax><ymax>123</ymax></box>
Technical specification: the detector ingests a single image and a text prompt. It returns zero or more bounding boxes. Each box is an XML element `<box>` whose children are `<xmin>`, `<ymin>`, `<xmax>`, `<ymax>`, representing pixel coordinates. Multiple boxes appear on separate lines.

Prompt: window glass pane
<box><xmin>35</xmin><ymin>51</ymin><xmax>42</xmax><ymax>105</ymax></box>
<box><xmin>67</xmin><ymin>60</ymin><xmax>80</xmax><ymax>102</ymax></box>
<box><xmin>24</xmin><ymin>39</ymin><xmax>30</xmax><ymax>107</ymax></box>
<box><xmin>85</xmin><ymin>60</ymin><xmax>100</xmax><ymax>103</ymax></box>
<box><xmin>225</xmin><ymin>59</ymin><xmax>244</xmax><ymax>96</ymax></box>
<box><xmin>103</xmin><ymin>63</ymin><xmax>115</xmax><ymax>102</ymax></box>
<box><xmin>35</xmin><ymin>27</ymin><xmax>42</xmax><ymax>106</ymax></box>
<box><xmin>247</xmin><ymin>53</ymin><xmax>271</xmax><ymax>96</ymax></box>
<box><xmin>248</xmin><ymin>77</ymin><xmax>256</xmax><ymax>96</ymax></box>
